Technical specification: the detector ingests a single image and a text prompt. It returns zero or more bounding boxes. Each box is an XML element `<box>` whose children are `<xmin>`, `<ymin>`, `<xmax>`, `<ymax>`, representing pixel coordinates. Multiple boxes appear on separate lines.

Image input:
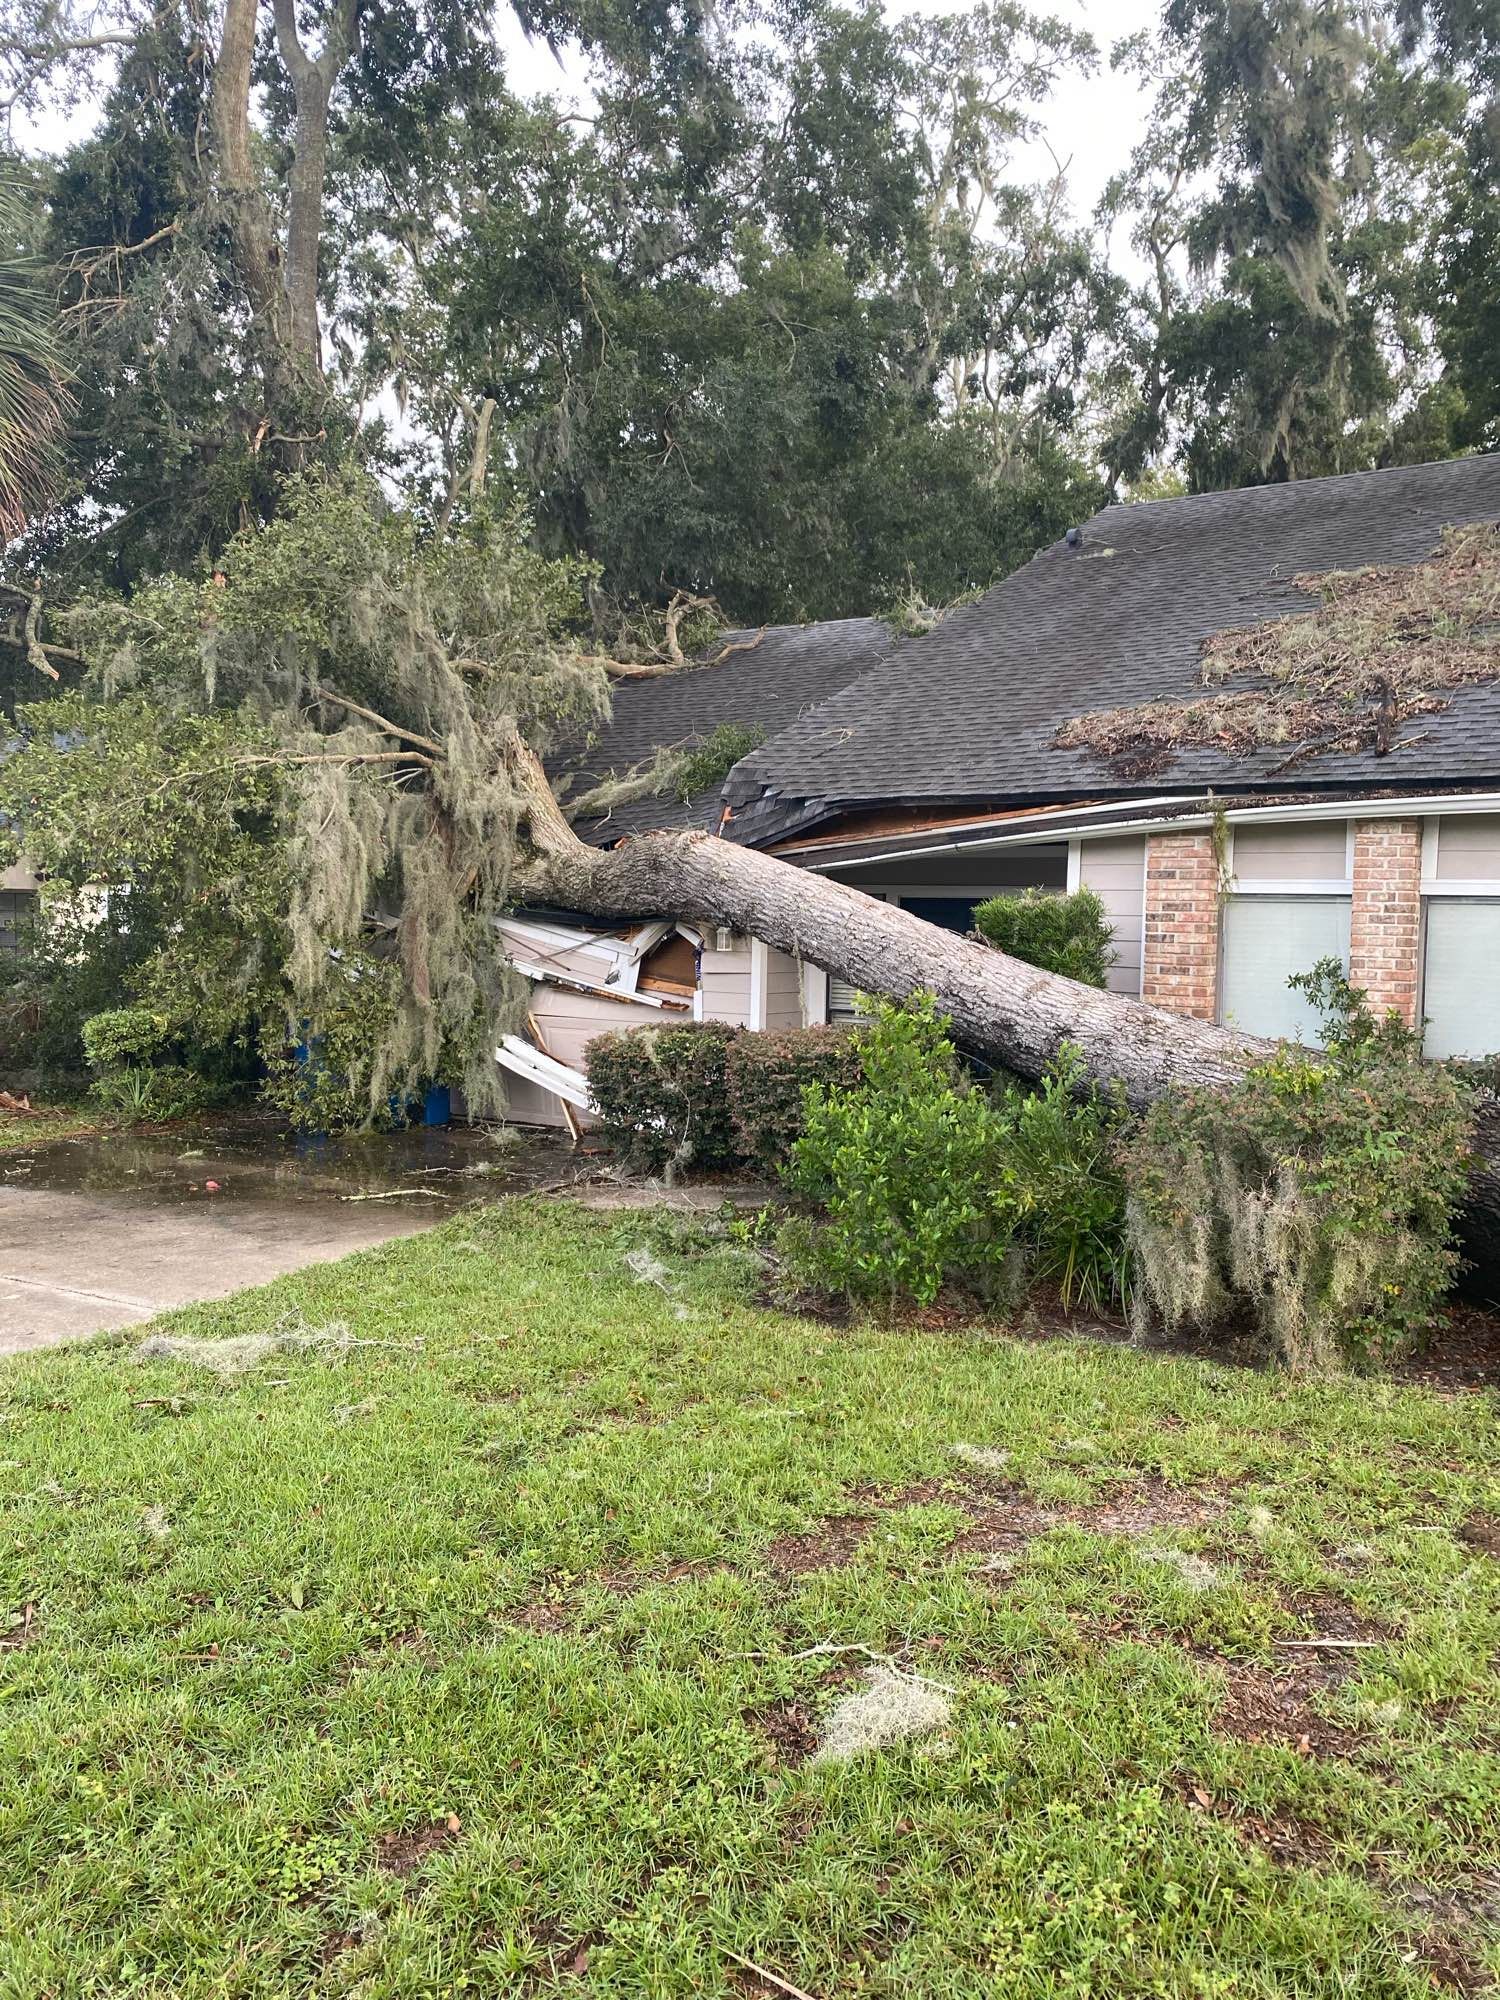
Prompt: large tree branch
<box><xmin>270</xmin><ymin>0</ymin><xmax>362</xmax><ymax>372</ymax></box>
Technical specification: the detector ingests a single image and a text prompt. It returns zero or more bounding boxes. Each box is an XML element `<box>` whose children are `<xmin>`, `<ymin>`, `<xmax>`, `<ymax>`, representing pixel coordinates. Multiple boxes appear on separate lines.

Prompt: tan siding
<box><xmin>764</xmin><ymin>946</ymin><xmax>803</xmax><ymax>1029</ymax></box>
<box><xmin>1433</xmin><ymin>814</ymin><xmax>1500</xmax><ymax>881</ymax></box>
<box><xmin>1232</xmin><ymin>821</ymin><xmax>1348</xmax><ymax>882</ymax></box>
<box><xmin>700</xmin><ymin>941</ymin><xmax>753</xmax><ymax>1026</ymax></box>
<box><xmin>507</xmin><ymin>984</ymin><xmax>675</xmax><ymax>1129</ymax></box>
<box><xmin>1</xmin><ymin>861</ymin><xmax>38</xmax><ymax>893</ymax></box>
<box><xmin>1079</xmin><ymin>834</ymin><xmax>1145</xmax><ymax>997</ymax></box>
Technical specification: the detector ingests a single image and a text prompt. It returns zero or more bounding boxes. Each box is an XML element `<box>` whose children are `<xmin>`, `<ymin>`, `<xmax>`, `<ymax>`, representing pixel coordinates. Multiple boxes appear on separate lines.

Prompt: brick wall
<box><xmin>1349</xmin><ymin>818</ymin><xmax>1423</xmax><ymax>1025</ymax></box>
<box><xmin>1142</xmin><ymin>830</ymin><xmax>1220</xmax><ymax>1020</ymax></box>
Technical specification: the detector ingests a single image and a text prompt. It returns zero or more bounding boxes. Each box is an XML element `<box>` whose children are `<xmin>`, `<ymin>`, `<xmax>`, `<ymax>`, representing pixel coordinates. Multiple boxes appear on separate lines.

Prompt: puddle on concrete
<box><xmin>0</xmin><ymin>1113</ymin><xmax>582</xmax><ymax>1211</ymax></box>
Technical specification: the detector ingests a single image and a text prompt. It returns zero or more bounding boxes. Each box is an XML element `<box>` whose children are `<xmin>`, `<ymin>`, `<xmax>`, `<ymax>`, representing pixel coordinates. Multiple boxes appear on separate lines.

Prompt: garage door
<box><xmin>1423</xmin><ymin>899</ymin><xmax>1500</xmax><ymax>1059</ymax></box>
<box><xmin>1219</xmin><ymin>895</ymin><xmax>1351</xmax><ymax>1044</ymax></box>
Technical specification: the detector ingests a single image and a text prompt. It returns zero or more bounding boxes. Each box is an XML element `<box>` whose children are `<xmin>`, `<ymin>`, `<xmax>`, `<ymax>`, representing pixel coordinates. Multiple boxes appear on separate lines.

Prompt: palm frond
<box><xmin>0</xmin><ymin>180</ymin><xmax>70</xmax><ymax>542</ymax></box>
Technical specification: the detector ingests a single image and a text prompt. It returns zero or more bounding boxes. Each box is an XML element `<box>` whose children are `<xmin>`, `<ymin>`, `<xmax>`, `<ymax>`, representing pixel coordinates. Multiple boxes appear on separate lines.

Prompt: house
<box><xmin>499</xmin><ymin>455</ymin><xmax>1500</xmax><ymax>1125</ymax></box>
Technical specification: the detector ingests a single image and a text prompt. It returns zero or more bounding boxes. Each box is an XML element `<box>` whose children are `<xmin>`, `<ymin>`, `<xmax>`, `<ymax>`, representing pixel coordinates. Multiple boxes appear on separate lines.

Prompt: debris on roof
<box><xmin>1056</xmin><ymin>523</ymin><xmax>1500</xmax><ymax>777</ymax></box>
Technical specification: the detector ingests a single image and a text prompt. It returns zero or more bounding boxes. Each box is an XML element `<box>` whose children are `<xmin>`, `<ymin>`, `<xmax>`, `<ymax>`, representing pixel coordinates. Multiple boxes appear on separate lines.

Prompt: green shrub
<box><xmin>724</xmin><ymin>1026</ymin><xmax>864</xmax><ymax>1171</ymax></box>
<box><xmin>81</xmin><ymin>1006</ymin><xmax>175</xmax><ymax>1072</ymax></box>
<box><xmin>81</xmin><ymin>1007</ymin><xmax>219</xmax><ymax>1123</ymax></box>
<box><xmin>994</xmin><ymin>1048</ymin><xmax>1132</xmax><ymax>1314</ymax></box>
<box><xmin>1125</xmin><ymin>960</ymin><xmax>1475</xmax><ymax>1370</ymax></box>
<box><xmin>585</xmin><ymin>1020</ymin><xmax>742</xmax><ymax>1173</ymax></box>
<box><xmin>779</xmin><ymin>994</ymin><xmax>1014</xmax><ymax>1307</ymax></box>
<box><xmin>258</xmin><ymin>953</ymin><xmax>406</xmax><ymax>1135</ymax></box>
<box><xmin>973</xmin><ymin>886</ymin><xmax>1116</xmax><ymax>986</ymax></box>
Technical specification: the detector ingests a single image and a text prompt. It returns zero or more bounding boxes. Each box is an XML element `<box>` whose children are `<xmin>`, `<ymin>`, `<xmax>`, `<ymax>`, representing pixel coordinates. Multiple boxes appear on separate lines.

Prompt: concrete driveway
<box><xmin>0</xmin><ymin>1120</ymin><xmax>573</xmax><ymax>1354</ymax></box>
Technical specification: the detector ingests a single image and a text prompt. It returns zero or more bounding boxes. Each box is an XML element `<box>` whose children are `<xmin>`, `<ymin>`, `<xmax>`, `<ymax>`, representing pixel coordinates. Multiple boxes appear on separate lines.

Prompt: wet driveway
<box><xmin>0</xmin><ymin>1117</ymin><xmax>578</xmax><ymax>1353</ymax></box>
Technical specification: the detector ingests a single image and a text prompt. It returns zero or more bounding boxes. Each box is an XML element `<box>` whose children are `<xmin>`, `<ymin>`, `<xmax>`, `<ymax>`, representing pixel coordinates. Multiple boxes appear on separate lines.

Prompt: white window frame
<box><xmin>1221</xmin><ymin>822</ymin><xmax>1355</xmax><ymax>899</ymax></box>
<box><xmin>1417</xmin><ymin>815</ymin><xmax>1500</xmax><ymax>1041</ymax></box>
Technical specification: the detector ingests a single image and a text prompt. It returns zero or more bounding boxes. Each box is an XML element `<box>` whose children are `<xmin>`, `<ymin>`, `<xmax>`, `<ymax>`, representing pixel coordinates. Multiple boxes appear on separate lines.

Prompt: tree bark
<box><xmin>502</xmin><ymin>740</ymin><xmax>1500</xmax><ymax>1279</ymax></box>
<box><xmin>511</xmin><ymin>772</ymin><xmax>1267</xmax><ymax>1106</ymax></box>
<box><xmin>212</xmin><ymin>0</ymin><xmax>289</xmax><ymax>363</ymax></box>
<box><xmin>271</xmin><ymin>0</ymin><xmax>362</xmax><ymax>376</ymax></box>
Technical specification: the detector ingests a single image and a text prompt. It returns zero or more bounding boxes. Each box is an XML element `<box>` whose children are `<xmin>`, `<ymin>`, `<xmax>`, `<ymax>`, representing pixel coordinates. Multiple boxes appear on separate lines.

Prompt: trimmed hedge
<box><xmin>725</xmin><ymin>1026</ymin><xmax>864</xmax><ymax>1171</ymax></box>
<box><xmin>973</xmin><ymin>886</ymin><xmax>1115</xmax><ymax>987</ymax></box>
<box><xmin>585</xmin><ymin>1020</ymin><xmax>865</xmax><ymax>1174</ymax></box>
<box><xmin>585</xmin><ymin>1021</ymin><xmax>742</xmax><ymax>1172</ymax></box>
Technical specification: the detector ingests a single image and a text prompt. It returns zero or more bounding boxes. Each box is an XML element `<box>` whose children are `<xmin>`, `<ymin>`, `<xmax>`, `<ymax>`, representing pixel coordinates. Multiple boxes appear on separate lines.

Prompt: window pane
<box><xmin>1220</xmin><ymin>896</ymin><xmax>1351</xmax><ymax>1044</ymax></box>
<box><xmin>1423</xmin><ymin>900</ymin><xmax>1500</xmax><ymax>1059</ymax></box>
<box><xmin>899</xmin><ymin>896</ymin><xmax>984</xmax><ymax>933</ymax></box>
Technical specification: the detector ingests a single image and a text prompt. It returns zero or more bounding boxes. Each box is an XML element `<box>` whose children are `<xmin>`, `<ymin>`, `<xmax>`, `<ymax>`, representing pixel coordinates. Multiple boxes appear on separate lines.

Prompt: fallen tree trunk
<box><xmin>520</xmin><ymin>815</ymin><xmax>1270</xmax><ymax>1107</ymax></box>
<box><xmin>512</xmin><ymin>776</ymin><xmax>1500</xmax><ymax>1290</ymax></box>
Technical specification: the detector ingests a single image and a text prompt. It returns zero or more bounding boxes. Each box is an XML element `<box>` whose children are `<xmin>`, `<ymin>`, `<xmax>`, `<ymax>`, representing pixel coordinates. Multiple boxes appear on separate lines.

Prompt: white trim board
<box><xmin>808</xmin><ymin>793</ymin><xmax>1500</xmax><ymax>875</ymax></box>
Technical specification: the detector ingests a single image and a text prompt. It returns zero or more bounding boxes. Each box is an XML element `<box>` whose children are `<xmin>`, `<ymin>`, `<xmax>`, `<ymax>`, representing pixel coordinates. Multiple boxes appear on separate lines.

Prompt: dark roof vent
<box><xmin>1065</xmin><ymin>526</ymin><xmax>1082</xmax><ymax>548</ymax></box>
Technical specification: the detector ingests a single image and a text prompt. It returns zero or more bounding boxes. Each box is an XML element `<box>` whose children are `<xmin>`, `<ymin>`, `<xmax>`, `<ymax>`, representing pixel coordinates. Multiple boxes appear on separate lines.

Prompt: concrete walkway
<box><xmin>0</xmin><ymin>1120</ymin><xmax>572</xmax><ymax>1354</ymax></box>
<box><xmin>0</xmin><ymin>1183</ymin><xmax>457</xmax><ymax>1351</ymax></box>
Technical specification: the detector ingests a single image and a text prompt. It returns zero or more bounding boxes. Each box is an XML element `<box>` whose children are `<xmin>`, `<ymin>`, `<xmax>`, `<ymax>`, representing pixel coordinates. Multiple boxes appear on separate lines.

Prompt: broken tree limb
<box><xmin>502</xmin><ymin>736</ymin><xmax>1500</xmax><ymax>1270</ymax></box>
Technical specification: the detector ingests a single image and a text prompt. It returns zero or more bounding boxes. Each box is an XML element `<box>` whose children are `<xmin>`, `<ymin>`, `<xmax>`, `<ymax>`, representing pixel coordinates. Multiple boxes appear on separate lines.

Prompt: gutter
<box><xmin>795</xmin><ymin>789</ymin><xmax>1500</xmax><ymax>874</ymax></box>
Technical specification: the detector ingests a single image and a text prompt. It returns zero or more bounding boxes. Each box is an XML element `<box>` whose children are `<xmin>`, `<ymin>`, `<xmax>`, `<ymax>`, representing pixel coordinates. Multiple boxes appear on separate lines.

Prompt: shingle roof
<box><xmin>723</xmin><ymin>455</ymin><xmax>1500</xmax><ymax>840</ymax></box>
<box><xmin>558</xmin><ymin>617</ymin><xmax>896</xmax><ymax>843</ymax></box>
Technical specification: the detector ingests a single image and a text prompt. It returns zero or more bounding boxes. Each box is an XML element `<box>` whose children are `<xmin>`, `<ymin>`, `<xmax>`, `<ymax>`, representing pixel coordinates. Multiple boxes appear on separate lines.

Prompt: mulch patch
<box><xmin>1397</xmin><ymin>1304</ymin><xmax>1500</xmax><ymax>1395</ymax></box>
<box><xmin>373</xmin><ymin>1820</ymin><xmax>460</xmax><ymax>1876</ymax></box>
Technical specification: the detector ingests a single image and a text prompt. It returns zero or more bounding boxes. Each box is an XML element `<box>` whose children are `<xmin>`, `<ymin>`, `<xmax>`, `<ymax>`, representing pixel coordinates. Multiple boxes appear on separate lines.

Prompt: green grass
<box><xmin>1</xmin><ymin>1200</ymin><xmax>1497</xmax><ymax>1998</ymax></box>
<box><xmin>0</xmin><ymin>1105</ymin><xmax>101</xmax><ymax>1151</ymax></box>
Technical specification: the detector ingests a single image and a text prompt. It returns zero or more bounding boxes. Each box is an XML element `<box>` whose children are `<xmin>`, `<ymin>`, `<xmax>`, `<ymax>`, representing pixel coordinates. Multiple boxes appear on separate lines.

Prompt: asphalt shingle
<box><xmin>724</xmin><ymin>456</ymin><xmax>1500</xmax><ymax>837</ymax></box>
<box><xmin>555</xmin><ymin>617</ymin><xmax>897</xmax><ymax>843</ymax></box>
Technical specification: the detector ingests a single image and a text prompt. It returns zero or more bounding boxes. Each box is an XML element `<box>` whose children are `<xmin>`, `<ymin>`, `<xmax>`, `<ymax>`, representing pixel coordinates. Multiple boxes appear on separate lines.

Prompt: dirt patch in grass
<box><xmin>1</xmin><ymin>1601</ymin><xmax>39</xmax><ymax>1651</ymax></box>
<box><xmin>1408</xmin><ymin>1928</ymin><xmax>1494</xmax><ymax>1995</ymax></box>
<box><xmin>510</xmin><ymin>1599</ymin><xmax>573</xmax><ymax>1633</ymax></box>
<box><xmin>1089</xmin><ymin>1474</ymin><xmax>1234</xmax><ymax>1538</ymax></box>
<box><xmin>1459</xmin><ymin>1512</ymin><xmax>1500</xmax><ymax>1559</ymax></box>
<box><xmin>764</xmin><ymin>1513</ymin><xmax>876</xmax><ymax>1576</ymax></box>
<box><xmin>746</xmin><ymin>1695</ymin><xmax>822</xmax><ymax>1768</ymax></box>
<box><xmin>1214</xmin><ymin>1657</ymin><xmax>1365</xmax><ymax>1758</ymax></box>
<box><xmin>374</xmin><ymin>1821</ymin><xmax>460</xmax><ymax>1877</ymax></box>
<box><xmin>1283</xmin><ymin>1591</ymin><xmax>1393</xmax><ymax>1644</ymax></box>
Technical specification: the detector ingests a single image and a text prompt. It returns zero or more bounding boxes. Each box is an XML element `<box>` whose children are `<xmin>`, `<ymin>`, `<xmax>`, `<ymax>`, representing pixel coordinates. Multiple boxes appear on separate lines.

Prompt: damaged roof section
<box><xmin>721</xmin><ymin>456</ymin><xmax>1500</xmax><ymax>842</ymax></box>
<box><xmin>1057</xmin><ymin>522</ymin><xmax>1500</xmax><ymax>777</ymax></box>
<box><xmin>553</xmin><ymin>616</ymin><xmax>898</xmax><ymax>845</ymax></box>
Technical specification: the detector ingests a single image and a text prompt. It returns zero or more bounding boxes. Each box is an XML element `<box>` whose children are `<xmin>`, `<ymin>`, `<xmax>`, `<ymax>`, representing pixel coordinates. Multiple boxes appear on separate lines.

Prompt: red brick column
<box><xmin>1142</xmin><ymin>830</ymin><xmax>1220</xmax><ymax>1021</ymax></box>
<box><xmin>1349</xmin><ymin>818</ymin><xmax>1423</xmax><ymax>1025</ymax></box>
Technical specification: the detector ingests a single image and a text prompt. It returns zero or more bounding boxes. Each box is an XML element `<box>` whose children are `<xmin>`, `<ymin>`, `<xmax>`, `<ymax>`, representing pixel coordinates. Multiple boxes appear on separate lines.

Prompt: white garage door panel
<box><xmin>1220</xmin><ymin>896</ymin><xmax>1351</xmax><ymax>1045</ymax></box>
<box><xmin>1423</xmin><ymin>900</ymin><xmax>1500</xmax><ymax>1059</ymax></box>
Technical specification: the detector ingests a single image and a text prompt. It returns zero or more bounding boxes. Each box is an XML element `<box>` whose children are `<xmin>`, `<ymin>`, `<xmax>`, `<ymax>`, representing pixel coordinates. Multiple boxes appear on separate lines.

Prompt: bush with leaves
<box><xmin>584</xmin><ymin>1021</ymin><xmax>743</xmax><ymax>1174</ymax></box>
<box><xmin>994</xmin><ymin>1048</ymin><xmax>1132</xmax><ymax>1314</ymax></box>
<box><xmin>973</xmin><ymin>886</ymin><xmax>1116</xmax><ymax>986</ymax></box>
<box><xmin>724</xmin><ymin>1027</ymin><xmax>865</xmax><ymax>1172</ymax></box>
<box><xmin>779</xmin><ymin>994</ymin><xmax>1014</xmax><ymax>1308</ymax></box>
<box><xmin>80</xmin><ymin>1006</ymin><xmax>220</xmax><ymax>1123</ymax></box>
<box><xmin>1126</xmin><ymin>960</ymin><xmax>1475</xmax><ymax>1370</ymax></box>
<box><xmin>258</xmin><ymin>953</ymin><xmax>413</xmax><ymax>1135</ymax></box>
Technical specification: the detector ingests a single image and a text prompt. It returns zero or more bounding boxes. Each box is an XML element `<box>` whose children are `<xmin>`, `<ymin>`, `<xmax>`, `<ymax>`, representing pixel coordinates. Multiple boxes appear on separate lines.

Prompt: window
<box><xmin>1219</xmin><ymin>895</ymin><xmax>1351</xmax><ymax>1044</ymax></box>
<box><xmin>1423</xmin><ymin>899</ymin><xmax>1500</xmax><ymax>1059</ymax></box>
<box><xmin>0</xmin><ymin>890</ymin><xmax>33</xmax><ymax>956</ymax></box>
<box><xmin>897</xmin><ymin>896</ymin><xmax>986</xmax><ymax>933</ymax></box>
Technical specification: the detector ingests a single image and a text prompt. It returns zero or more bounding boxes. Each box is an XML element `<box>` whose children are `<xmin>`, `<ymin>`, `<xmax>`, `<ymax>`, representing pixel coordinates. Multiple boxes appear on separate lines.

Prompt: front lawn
<box><xmin>1</xmin><ymin>1201</ymin><xmax>1497</xmax><ymax>1997</ymax></box>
